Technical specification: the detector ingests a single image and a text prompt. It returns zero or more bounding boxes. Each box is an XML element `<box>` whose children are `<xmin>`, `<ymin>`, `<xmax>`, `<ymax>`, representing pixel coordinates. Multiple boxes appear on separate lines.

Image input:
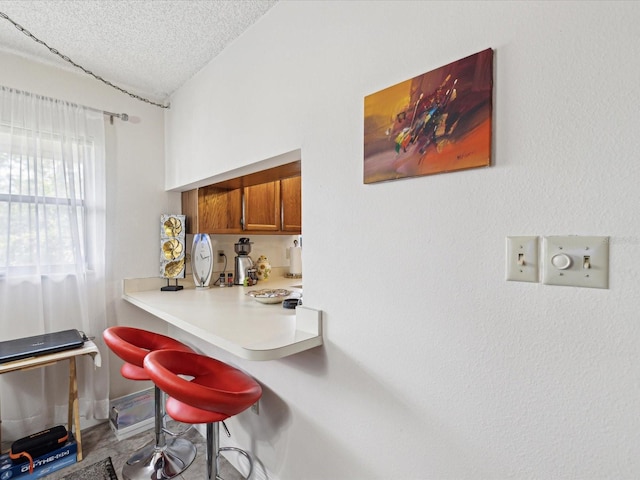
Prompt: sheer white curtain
<box><xmin>0</xmin><ymin>86</ymin><xmax>109</xmax><ymax>440</ymax></box>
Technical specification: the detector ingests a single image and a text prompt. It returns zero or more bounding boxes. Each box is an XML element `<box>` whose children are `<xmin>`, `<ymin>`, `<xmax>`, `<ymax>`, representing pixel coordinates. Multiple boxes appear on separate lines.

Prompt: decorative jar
<box><xmin>255</xmin><ymin>255</ymin><xmax>272</xmax><ymax>281</ymax></box>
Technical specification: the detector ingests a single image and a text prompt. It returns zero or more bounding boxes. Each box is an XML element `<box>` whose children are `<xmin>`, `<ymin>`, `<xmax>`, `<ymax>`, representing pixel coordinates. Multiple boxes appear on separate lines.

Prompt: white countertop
<box><xmin>122</xmin><ymin>276</ymin><xmax>322</xmax><ymax>361</ymax></box>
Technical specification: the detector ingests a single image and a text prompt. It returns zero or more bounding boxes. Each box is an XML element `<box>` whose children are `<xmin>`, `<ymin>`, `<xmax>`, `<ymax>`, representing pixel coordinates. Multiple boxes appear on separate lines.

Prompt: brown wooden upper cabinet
<box><xmin>182</xmin><ymin>175</ymin><xmax>301</xmax><ymax>235</ymax></box>
<box><xmin>181</xmin><ymin>186</ymin><xmax>241</xmax><ymax>234</ymax></box>
<box><xmin>243</xmin><ymin>181</ymin><xmax>280</xmax><ymax>231</ymax></box>
<box><xmin>280</xmin><ymin>176</ymin><xmax>302</xmax><ymax>232</ymax></box>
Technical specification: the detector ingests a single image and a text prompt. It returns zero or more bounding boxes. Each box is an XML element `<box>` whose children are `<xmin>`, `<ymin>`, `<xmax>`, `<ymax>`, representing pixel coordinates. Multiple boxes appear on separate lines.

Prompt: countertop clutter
<box><xmin>122</xmin><ymin>275</ymin><xmax>321</xmax><ymax>361</ymax></box>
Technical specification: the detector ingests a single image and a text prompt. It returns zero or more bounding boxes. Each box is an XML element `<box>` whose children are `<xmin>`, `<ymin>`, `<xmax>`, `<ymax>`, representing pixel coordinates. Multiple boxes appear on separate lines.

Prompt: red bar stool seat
<box><xmin>103</xmin><ymin>326</ymin><xmax>197</xmax><ymax>480</ymax></box>
<box><xmin>144</xmin><ymin>350</ymin><xmax>262</xmax><ymax>480</ymax></box>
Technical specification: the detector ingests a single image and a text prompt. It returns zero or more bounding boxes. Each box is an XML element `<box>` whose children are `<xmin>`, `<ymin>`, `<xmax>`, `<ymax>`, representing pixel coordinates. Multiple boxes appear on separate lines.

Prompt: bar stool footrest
<box><xmin>219</xmin><ymin>446</ymin><xmax>254</xmax><ymax>480</ymax></box>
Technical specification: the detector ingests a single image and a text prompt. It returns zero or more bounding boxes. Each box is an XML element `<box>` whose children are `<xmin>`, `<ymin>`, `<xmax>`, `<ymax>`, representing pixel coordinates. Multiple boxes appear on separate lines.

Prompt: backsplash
<box><xmin>184</xmin><ymin>233</ymin><xmax>300</xmax><ymax>276</ymax></box>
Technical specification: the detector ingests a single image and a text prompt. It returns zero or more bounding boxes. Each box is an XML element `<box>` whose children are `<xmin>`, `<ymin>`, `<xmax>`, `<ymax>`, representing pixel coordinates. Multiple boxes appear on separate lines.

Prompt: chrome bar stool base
<box><xmin>122</xmin><ymin>385</ymin><xmax>197</xmax><ymax>480</ymax></box>
<box><xmin>123</xmin><ymin>437</ymin><xmax>197</xmax><ymax>480</ymax></box>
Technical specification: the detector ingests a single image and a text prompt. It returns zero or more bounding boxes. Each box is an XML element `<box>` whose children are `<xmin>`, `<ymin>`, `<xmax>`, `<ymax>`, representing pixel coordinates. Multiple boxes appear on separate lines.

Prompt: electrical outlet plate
<box><xmin>542</xmin><ymin>236</ymin><xmax>609</xmax><ymax>289</ymax></box>
<box><xmin>506</xmin><ymin>236</ymin><xmax>539</xmax><ymax>282</ymax></box>
<box><xmin>217</xmin><ymin>250</ymin><xmax>225</xmax><ymax>263</ymax></box>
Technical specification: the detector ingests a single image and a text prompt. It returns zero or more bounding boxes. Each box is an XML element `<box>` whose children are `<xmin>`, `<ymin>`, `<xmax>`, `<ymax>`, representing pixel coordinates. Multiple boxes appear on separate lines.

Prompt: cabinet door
<box><xmin>198</xmin><ymin>186</ymin><xmax>242</xmax><ymax>233</ymax></box>
<box><xmin>243</xmin><ymin>182</ymin><xmax>280</xmax><ymax>231</ymax></box>
<box><xmin>280</xmin><ymin>176</ymin><xmax>301</xmax><ymax>232</ymax></box>
<box><xmin>181</xmin><ymin>189</ymin><xmax>199</xmax><ymax>234</ymax></box>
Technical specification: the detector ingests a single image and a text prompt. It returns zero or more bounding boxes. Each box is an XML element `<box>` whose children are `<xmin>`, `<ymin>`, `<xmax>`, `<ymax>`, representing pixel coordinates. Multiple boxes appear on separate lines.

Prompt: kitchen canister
<box><xmin>255</xmin><ymin>255</ymin><xmax>272</xmax><ymax>281</ymax></box>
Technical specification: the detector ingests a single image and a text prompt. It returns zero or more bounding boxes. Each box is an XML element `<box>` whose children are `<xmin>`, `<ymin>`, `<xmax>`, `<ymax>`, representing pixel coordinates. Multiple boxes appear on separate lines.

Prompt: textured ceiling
<box><xmin>0</xmin><ymin>0</ymin><xmax>278</xmax><ymax>103</ymax></box>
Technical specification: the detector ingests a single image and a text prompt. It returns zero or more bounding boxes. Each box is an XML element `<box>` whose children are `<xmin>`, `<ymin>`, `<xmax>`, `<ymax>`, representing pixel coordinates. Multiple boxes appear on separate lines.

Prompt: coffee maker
<box><xmin>234</xmin><ymin>238</ymin><xmax>254</xmax><ymax>285</ymax></box>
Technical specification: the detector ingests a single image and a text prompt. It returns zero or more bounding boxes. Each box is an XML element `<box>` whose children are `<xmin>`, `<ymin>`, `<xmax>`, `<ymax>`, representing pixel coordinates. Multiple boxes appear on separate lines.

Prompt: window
<box><xmin>0</xmin><ymin>125</ymin><xmax>94</xmax><ymax>275</ymax></box>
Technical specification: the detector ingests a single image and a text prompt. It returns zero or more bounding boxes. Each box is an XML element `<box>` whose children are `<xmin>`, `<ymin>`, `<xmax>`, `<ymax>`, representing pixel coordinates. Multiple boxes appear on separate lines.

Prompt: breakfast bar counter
<box><xmin>122</xmin><ymin>277</ymin><xmax>322</xmax><ymax>361</ymax></box>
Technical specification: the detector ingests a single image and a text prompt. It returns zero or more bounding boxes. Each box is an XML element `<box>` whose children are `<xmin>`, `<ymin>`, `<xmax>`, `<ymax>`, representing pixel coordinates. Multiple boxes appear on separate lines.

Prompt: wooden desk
<box><xmin>0</xmin><ymin>341</ymin><xmax>101</xmax><ymax>461</ymax></box>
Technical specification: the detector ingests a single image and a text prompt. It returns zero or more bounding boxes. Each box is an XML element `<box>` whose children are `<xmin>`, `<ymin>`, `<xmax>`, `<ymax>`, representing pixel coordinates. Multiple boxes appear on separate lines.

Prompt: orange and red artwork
<box><xmin>364</xmin><ymin>48</ymin><xmax>493</xmax><ymax>184</ymax></box>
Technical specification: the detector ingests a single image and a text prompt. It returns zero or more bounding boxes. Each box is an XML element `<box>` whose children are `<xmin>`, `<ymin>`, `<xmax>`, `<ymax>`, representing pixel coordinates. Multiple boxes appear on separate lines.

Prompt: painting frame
<box><xmin>363</xmin><ymin>48</ymin><xmax>493</xmax><ymax>184</ymax></box>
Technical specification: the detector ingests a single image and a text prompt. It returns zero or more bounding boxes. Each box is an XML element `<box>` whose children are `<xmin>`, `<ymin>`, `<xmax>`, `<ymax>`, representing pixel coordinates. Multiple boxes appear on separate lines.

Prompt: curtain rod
<box><xmin>1</xmin><ymin>85</ymin><xmax>129</xmax><ymax>124</ymax></box>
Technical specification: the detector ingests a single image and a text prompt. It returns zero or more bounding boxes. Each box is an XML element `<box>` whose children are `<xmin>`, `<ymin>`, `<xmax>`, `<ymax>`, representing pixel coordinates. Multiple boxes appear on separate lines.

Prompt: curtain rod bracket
<box><xmin>105</xmin><ymin>111</ymin><xmax>129</xmax><ymax>124</ymax></box>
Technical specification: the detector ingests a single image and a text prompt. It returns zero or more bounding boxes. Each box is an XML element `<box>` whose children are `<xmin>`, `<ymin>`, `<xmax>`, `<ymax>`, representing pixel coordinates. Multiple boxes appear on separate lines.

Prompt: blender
<box><xmin>233</xmin><ymin>238</ymin><xmax>254</xmax><ymax>285</ymax></box>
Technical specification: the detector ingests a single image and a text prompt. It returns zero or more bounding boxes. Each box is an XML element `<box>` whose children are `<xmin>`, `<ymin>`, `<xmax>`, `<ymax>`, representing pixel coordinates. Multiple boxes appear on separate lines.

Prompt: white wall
<box><xmin>0</xmin><ymin>50</ymin><xmax>180</xmax><ymax>398</ymax></box>
<box><xmin>166</xmin><ymin>1</ymin><xmax>640</xmax><ymax>479</ymax></box>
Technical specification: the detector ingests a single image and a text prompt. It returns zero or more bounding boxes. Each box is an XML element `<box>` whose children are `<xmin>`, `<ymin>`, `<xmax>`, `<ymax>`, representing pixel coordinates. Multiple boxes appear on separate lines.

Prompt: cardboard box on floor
<box><xmin>109</xmin><ymin>388</ymin><xmax>154</xmax><ymax>440</ymax></box>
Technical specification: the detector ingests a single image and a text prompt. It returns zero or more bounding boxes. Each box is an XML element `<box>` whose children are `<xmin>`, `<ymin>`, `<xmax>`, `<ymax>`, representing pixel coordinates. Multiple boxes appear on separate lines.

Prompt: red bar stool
<box><xmin>103</xmin><ymin>326</ymin><xmax>197</xmax><ymax>480</ymax></box>
<box><xmin>143</xmin><ymin>350</ymin><xmax>262</xmax><ymax>480</ymax></box>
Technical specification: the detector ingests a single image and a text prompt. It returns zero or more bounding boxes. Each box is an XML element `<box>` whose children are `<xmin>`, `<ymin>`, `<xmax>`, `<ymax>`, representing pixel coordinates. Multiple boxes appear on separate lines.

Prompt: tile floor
<box><xmin>44</xmin><ymin>421</ymin><xmax>244</xmax><ymax>479</ymax></box>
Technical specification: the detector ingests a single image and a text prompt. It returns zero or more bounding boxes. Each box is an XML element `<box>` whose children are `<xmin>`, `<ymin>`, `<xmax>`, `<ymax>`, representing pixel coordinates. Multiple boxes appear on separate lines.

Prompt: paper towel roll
<box><xmin>289</xmin><ymin>246</ymin><xmax>302</xmax><ymax>275</ymax></box>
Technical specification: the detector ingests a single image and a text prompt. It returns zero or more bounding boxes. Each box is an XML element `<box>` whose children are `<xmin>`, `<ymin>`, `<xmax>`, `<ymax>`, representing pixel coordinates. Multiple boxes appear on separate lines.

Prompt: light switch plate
<box><xmin>542</xmin><ymin>236</ymin><xmax>609</xmax><ymax>289</ymax></box>
<box><xmin>506</xmin><ymin>236</ymin><xmax>539</xmax><ymax>282</ymax></box>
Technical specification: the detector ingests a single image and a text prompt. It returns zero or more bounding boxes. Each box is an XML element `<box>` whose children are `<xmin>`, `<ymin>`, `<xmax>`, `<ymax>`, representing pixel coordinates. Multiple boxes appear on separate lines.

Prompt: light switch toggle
<box><xmin>551</xmin><ymin>253</ymin><xmax>572</xmax><ymax>270</ymax></box>
<box><xmin>506</xmin><ymin>236</ymin><xmax>539</xmax><ymax>283</ymax></box>
<box><xmin>583</xmin><ymin>256</ymin><xmax>591</xmax><ymax>269</ymax></box>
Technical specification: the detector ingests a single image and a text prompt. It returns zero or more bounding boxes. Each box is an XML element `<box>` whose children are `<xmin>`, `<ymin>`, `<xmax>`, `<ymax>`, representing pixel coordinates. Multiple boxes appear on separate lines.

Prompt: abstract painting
<box><xmin>364</xmin><ymin>48</ymin><xmax>493</xmax><ymax>184</ymax></box>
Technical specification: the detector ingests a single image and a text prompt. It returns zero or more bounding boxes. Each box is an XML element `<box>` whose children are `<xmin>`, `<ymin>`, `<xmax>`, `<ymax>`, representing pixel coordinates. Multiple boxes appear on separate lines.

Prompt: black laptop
<box><xmin>0</xmin><ymin>329</ymin><xmax>85</xmax><ymax>364</ymax></box>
